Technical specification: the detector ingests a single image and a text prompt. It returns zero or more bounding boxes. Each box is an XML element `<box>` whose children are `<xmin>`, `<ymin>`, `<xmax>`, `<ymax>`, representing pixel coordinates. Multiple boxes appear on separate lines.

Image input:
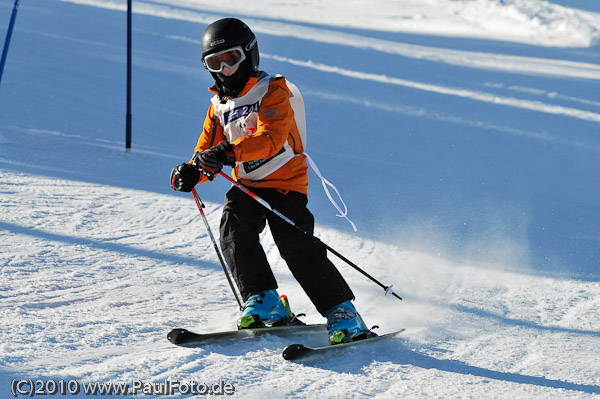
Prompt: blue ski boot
<box><xmin>325</xmin><ymin>300</ymin><xmax>375</xmax><ymax>345</ymax></box>
<box><xmin>237</xmin><ymin>290</ymin><xmax>294</xmax><ymax>329</ymax></box>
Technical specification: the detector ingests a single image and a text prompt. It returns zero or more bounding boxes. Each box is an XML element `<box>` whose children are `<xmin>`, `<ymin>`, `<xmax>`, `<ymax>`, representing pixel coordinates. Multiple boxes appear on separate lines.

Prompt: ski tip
<box><xmin>167</xmin><ymin>328</ymin><xmax>189</xmax><ymax>345</ymax></box>
<box><xmin>282</xmin><ymin>343</ymin><xmax>311</xmax><ymax>361</ymax></box>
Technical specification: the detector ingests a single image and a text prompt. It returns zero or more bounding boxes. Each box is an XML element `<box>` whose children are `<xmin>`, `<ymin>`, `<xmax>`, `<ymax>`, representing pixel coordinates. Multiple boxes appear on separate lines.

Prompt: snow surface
<box><xmin>1</xmin><ymin>0</ymin><xmax>599</xmax><ymax>397</ymax></box>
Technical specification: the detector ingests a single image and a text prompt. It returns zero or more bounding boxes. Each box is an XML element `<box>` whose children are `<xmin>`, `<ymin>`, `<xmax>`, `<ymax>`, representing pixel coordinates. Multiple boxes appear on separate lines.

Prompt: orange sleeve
<box><xmin>230</xmin><ymin>79</ymin><xmax>294</xmax><ymax>162</ymax></box>
<box><xmin>190</xmin><ymin>104</ymin><xmax>227</xmax><ymax>185</ymax></box>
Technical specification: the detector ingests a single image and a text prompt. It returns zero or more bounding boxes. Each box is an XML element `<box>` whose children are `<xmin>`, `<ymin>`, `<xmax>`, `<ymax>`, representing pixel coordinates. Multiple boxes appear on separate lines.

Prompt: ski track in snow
<box><xmin>261</xmin><ymin>53</ymin><xmax>600</xmax><ymax>124</ymax></box>
<box><xmin>2</xmin><ymin>171</ymin><xmax>600</xmax><ymax>397</ymax></box>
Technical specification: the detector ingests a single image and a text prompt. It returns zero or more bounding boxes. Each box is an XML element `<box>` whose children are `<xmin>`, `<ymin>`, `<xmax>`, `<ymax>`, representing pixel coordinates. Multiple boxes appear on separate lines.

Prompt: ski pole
<box><xmin>217</xmin><ymin>171</ymin><xmax>402</xmax><ymax>301</ymax></box>
<box><xmin>0</xmin><ymin>0</ymin><xmax>20</xmax><ymax>87</ymax></box>
<box><xmin>191</xmin><ymin>188</ymin><xmax>243</xmax><ymax>310</ymax></box>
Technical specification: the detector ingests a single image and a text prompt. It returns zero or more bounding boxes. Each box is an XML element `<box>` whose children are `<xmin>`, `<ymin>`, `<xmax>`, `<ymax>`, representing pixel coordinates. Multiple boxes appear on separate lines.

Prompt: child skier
<box><xmin>170</xmin><ymin>18</ymin><xmax>370</xmax><ymax>344</ymax></box>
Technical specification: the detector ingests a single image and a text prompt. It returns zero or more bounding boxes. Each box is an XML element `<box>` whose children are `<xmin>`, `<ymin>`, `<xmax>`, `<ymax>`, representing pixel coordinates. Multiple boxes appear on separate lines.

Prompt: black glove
<box><xmin>193</xmin><ymin>141</ymin><xmax>235</xmax><ymax>181</ymax></box>
<box><xmin>170</xmin><ymin>162</ymin><xmax>200</xmax><ymax>192</ymax></box>
<box><xmin>215</xmin><ymin>141</ymin><xmax>236</xmax><ymax>167</ymax></box>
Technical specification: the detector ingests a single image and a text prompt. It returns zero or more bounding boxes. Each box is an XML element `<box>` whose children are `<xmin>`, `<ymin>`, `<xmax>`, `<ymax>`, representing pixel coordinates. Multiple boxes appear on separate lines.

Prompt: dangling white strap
<box><xmin>304</xmin><ymin>152</ymin><xmax>357</xmax><ymax>232</ymax></box>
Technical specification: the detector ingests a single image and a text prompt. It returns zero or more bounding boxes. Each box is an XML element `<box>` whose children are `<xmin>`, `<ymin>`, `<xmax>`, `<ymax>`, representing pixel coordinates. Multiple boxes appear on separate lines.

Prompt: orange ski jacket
<box><xmin>192</xmin><ymin>72</ymin><xmax>308</xmax><ymax>195</ymax></box>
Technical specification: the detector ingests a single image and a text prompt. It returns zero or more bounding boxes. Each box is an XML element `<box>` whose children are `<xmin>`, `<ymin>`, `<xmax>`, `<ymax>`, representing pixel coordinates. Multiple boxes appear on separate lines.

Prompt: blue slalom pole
<box><xmin>0</xmin><ymin>0</ymin><xmax>20</xmax><ymax>86</ymax></box>
<box><xmin>125</xmin><ymin>0</ymin><xmax>132</xmax><ymax>152</ymax></box>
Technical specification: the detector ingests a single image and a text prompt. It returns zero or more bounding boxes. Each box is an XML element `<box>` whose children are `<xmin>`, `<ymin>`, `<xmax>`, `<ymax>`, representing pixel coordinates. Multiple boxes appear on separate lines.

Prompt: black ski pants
<box><xmin>219</xmin><ymin>185</ymin><xmax>354</xmax><ymax>316</ymax></box>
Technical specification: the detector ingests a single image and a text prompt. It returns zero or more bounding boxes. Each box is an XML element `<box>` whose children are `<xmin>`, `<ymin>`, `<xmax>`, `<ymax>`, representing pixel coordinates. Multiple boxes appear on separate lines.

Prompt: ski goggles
<box><xmin>203</xmin><ymin>46</ymin><xmax>246</xmax><ymax>73</ymax></box>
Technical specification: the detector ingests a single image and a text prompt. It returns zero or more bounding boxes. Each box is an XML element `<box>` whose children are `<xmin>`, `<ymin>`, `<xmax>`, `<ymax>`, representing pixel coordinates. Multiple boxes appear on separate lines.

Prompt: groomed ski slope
<box><xmin>2</xmin><ymin>167</ymin><xmax>599</xmax><ymax>398</ymax></box>
<box><xmin>1</xmin><ymin>0</ymin><xmax>599</xmax><ymax>398</ymax></box>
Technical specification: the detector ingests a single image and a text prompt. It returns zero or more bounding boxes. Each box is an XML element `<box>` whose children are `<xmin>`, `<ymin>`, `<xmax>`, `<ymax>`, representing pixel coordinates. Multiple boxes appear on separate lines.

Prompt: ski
<box><xmin>167</xmin><ymin>323</ymin><xmax>326</xmax><ymax>348</ymax></box>
<box><xmin>281</xmin><ymin>328</ymin><xmax>406</xmax><ymax>361</ymax></box>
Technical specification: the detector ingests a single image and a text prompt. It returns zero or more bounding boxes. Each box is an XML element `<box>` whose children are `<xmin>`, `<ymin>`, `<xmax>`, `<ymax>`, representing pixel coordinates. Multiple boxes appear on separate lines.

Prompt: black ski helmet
<box><xmin>201</xmin><ymin>18</ymin><xmax>259</xmax><ymax>93</ymax></box>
